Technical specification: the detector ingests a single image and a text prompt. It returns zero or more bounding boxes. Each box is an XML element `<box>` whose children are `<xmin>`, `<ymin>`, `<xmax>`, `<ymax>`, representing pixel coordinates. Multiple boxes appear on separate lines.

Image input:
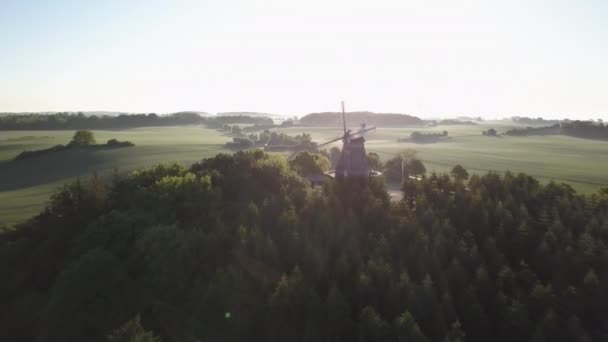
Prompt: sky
<box><xmin>0</xmin><ymin>0</ymin><xmax>607</xmax><ymax>119</ymax></box>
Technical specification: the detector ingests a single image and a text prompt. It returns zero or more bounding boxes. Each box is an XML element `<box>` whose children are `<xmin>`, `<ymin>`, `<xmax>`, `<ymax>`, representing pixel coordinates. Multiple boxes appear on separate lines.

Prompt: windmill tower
<box><xmin>318</xmin><ymin>102</ymin><xmax>379</xmax><ymax>180</ymax></box>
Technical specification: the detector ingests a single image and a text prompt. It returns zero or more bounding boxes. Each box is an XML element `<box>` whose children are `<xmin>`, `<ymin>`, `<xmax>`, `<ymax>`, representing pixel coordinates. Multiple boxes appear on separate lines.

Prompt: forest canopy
<box><xmin>504</xmin><ymin>121</ymin><xmax>608</xmax><ymax>140</ymax></box>
<box><xmin>0</xmin><ymin>151</ymin><xmax>607</xmax><ymax>342</ymax></box>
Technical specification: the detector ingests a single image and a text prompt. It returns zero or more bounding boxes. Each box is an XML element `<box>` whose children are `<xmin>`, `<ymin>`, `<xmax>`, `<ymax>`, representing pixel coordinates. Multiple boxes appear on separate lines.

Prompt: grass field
<box><xmin>1</xmin><ymin>122</ymin><xmax>608</xmax><ymax>226</ymax></box>
<box><xmin>275</xmin><ymin>122</ymin><xmax>608</xmax><ymax>193</ymax></box>
<box><xmin>0</xmin><ymin>126</ymin><xmax>229</xmax><ymax>226</ymax></box>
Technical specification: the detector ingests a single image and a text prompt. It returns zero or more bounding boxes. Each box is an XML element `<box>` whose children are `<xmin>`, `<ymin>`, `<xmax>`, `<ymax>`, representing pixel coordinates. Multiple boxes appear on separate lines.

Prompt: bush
<box><xmin>106</xmin><ymin>139</ymin><xmax>134</xmax><ymax>147</ymax></box>
<box><xmin>482</xmin><ymin>128</ymin><xmax>497</xmax><ymax>136</ymax></box>
<box><xmin>225</xmin><ymin>137</ymin><xmax>254</xmax><ymax>149</ymax></box>
<box><xmin>14</xmin><ymin>144</ymin><xmax>67</xmax><ymax>160</ymax></box>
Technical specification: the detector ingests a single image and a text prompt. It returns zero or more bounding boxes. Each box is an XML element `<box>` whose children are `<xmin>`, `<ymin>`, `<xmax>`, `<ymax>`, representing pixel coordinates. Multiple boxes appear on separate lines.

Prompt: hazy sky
<box><xmin>1</xmin><ymin>0</ymin><xmax>607</xmax><ymax>119</ymax></box>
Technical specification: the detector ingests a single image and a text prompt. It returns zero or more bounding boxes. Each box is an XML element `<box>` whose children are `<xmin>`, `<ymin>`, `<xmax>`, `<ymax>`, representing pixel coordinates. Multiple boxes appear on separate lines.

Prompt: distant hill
<box><xmin>299</xmin><ymin>111</ymin><xmax>424</xmax><ymax>127</ymax></box>
<box><xmin>217</xmin><ymin>112</ymin><xmax>275</xmax><ymax>117</ymax></box>
<box><xmin>437</xmin><ymin>119</ymin><xmax>478</xmax><ymax>125</ymax></box>
<box><xmin>456</xmin><ymin>116</ymin><xmax>484</xmax><ymax>122</ymax></box>
<box><xmin>171</xmin><ymin>111</ymin><xmax>211</xmax><ymax>116</ymax></box>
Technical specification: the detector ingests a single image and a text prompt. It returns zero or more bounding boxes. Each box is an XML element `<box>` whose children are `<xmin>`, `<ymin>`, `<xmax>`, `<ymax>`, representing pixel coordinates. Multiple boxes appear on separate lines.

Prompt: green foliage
<box><xmin>107</xmin><ymin>139</ymin><xmax>134</xmax><ymax>147</ymax></box>
<box><xmin>1</xmin><ymin>151</ymin><xmax>608</xmax><ymax>341</ymax></box>
<box><xmin>0</xmin><ymin>112</ymin><xmax>206</xmax><ymax>130</ymax></box>
<box><xmin>14</xmin><ymin>135</ymin><xmax>133</xmax><ymax>161</ymax></box>
<box><xmin>395</xmin><ymin>311</ymin><xmax>428</xmax><ymax>342</ymax></box>
<box><xmin>68</xmin><ymin>130</ymin><xmax>96</xmax><ymax>146</ymax></box>
<box><xmin>450</xmin><ymin>165</ymin><xmax>469</xmax><ymax>181</ymax></box>
<box><xmin>407</xmin><ymin>131</ymin><xmax>448</xmax><ymax>143</ymax></box>
<box><xmin>329</xmin><ymin>146</ymin><xmax>341</xmax><ymax>167</ymax></box>
<box><xmin>367</xmin><ymin>152</ymin><xmax>383</xmax><ymax>171</ymax></box>
<box><xmin>384</xmin><ymin>155</ymin><xmax>426</xmax><ymax>182</ymax></box>
<box><xmin>225</xmin><ymin>137</ymin><xmax>253</xmax><ymax>150</ymax></box>
<box><xmin>288</xmin><ymin>151</ymin><xmax>330</xmax><ymax>176</ymax></box>
<box><xmin>483</xmin><ymin>128</ymin><xmax>498</xmax><ymax>136</ymax></box>
<box><xmin>231</xmin><ymin>125</ymin><xmax>242</xmax><ymax>135</ymax></box>
<box><xmin>107</xmin><ymin>315</ymin><xmax>161</xmax><ymax>342</ymax></box>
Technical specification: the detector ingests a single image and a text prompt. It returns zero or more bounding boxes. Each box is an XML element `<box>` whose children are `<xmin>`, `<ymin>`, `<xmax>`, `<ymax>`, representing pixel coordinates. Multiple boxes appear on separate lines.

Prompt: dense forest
<box><xmin>0</xmin><ymin>112</ymin><xmax>203</xmax><ymax>130</ymax></box>
<box><xmin>504</xmin><ymin>124</ymin><xmax>561</xmax><ymax>137</ymax></box>
<box><xmin>510</xmin><ymin>117</ymin><xmax>561</xmax><ymax>125</ymax></box>
<box><xmin>0</xmin><ymin>112</ymin><xmax>274</xmax><ymax>130</ymax></box>
<box><xmin>561</xmin><ymin>121</ymin><xmax>608</xmax><ymax>140</ymax></box>
<box><xmin>1</xmin><ymin>151</ymin><xmax>607</xmax><ymax>341</ymax></box>
<box><xmin>504</xmin><ymin>121</ymin><xmax>608</xmax><ymax>140</ymax></box>
<box><xmin>300</xmin><ymin>112</ymin><xmax>424</xmax><ymax>127</ymax></box>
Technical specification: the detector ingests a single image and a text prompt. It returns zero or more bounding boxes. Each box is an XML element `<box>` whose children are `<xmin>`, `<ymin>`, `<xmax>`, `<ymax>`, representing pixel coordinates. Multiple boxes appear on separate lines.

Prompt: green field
<box><xmin>2</xmin><ymin>122</ymin><xmax>608</xmax><ymax>226</ymax></box>
<box><xmin>0</xmin><ymin>126</ymin><xmax>229</xmax><ymax>226</ymax></box>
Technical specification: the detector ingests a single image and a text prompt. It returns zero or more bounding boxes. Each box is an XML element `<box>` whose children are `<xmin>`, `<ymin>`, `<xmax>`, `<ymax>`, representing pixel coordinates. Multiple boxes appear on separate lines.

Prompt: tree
<box><xmin>451</xmin><ymin>165</ymin><xmax>469</xmax><ymax>181</ymax></box>
<box><xmin>445</xmin><ymin>320</ymin><xmax>466</xmax><ymax>342</ymax></box>
<box><xmin>483</xmin><ymin>128</ymin><xmax>497</xmax><ymax>136</ymax></box>
<box><xmin>407</xmin><ymin>159</ymin><xmax>426</xmax><ymax>176</ymax></box>
<box><xmin>2</xmin><ymin>149</ymin><xmax>608</xmax><ymax>341</ymax></box>
<box><xmin>231</xmin><ymin>125</ymin><xmax>242</xmax><ymax>136</ymax></box>
<box><xmin>359</xmin><ymin>306</ymin><xmax>390</xmax><ymax>342</ymax></box>
<box><xmin>384</xmin><ymin>156</ymin><xmax>426</xmax><ymax>182</ymax></box>
<box><xmin>107</xmin><ymin>315</ymin><xmax>160</xmax><ymax>342</ymax></box>
<box><xmin>367</xmin><ymin>152</ymin><xmax>383</xmax><ymax>172</ymax></box>
<box><xmin>394</xmin><ymin>311</ymin><xmax>428</xmax><ymax>342</ymax></box>
<box><xmin>68</xmin><ymin>130</ymin><xmax>96</xmax><ymax>146</ymax></box>
<box><xmin>288</xmin><ymin>151</ymin><xmax>330</xmax><ymax>176</ymax></box>
<box><xmin>329</xmin><ymin>147</ymin><xmax>341</xmax><ymax>167</ymax></box>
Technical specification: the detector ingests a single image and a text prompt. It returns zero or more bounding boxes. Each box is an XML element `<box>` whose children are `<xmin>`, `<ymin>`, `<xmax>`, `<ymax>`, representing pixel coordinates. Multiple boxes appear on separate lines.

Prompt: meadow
<box><xmin>1</xmin><ymin>122</ymin><xmax>607</xmax><ymax>226</ymax></box>
<box><xmin>0</xmin><ymin>126</ymin><xmax>228</xmax><ymax>226</ymax></box>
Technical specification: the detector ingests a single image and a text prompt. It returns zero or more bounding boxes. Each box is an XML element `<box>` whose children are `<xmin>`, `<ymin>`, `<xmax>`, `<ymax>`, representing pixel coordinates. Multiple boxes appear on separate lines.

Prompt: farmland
<box><xmin>2</xmin><ymin>122</ymin><xmax>608</xmax><ymax>226</ymax></box>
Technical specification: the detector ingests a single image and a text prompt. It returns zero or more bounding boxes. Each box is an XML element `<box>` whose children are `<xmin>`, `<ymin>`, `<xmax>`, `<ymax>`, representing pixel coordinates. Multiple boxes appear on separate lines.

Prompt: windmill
<box><xmin>318</xmin><ymin>102</ymin><xmax>381</xmax><ymax>180</ymax></box>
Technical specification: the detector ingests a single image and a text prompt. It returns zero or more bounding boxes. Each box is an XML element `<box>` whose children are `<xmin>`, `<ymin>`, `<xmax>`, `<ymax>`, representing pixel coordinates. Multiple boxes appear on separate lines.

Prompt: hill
<box><xmin>299</xmin><ymin>111</ymin><xmax>424</xmax><ymax>127</ymax></box>
<box><xmin>171</xmin><ymin>111</ymin><xmax>211</xmax><ymax>116</ymax></box>
<box><xmin>1</xmin><ymin>151</ymin><xmax>606</xmax><ymax>341</ymax></box>
<box><xmin>217</xmin><ymin>112</ymin><xmax>276</xmax><ymax>117</ymax></box>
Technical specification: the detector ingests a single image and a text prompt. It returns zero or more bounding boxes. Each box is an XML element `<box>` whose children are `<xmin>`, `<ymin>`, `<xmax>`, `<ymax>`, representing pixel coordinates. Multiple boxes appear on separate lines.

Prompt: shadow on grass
<box><xmin>0</xmin><ymin>148</ymin><xmax>122</xmax><ymax>191</ymax></box>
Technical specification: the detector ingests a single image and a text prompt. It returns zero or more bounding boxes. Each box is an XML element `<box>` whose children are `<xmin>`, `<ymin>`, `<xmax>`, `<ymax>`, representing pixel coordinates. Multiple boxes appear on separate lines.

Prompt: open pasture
<box><xmin>275</xmin><ymin>122</ymin><xmax>608</xmax><ymax>193</ymax></box>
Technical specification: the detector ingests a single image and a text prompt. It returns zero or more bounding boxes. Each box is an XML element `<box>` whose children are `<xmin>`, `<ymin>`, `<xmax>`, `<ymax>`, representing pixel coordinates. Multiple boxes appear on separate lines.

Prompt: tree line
<box><xmin>398</xmin><ymin>131</ymin><xmax>449</xmax><ymax>144</ymax></box>
<box><xmin>226</xmin><ymin>130</ymin><xmax>317</xmax><ymax>151</ymax></box>
<box><xmin>0</xmin><ymin>151</ymin><xmax>606</xmax><ymax>341</ymax></box>
<box><xmin>0</xmin><ymin>113</ymin><xmax>275</xmax><ymax>130</ymax></box>
<box><xmin>504</xmin><ymin>121</ymin><xmax>608</xmax><ymax>140</ymax></box>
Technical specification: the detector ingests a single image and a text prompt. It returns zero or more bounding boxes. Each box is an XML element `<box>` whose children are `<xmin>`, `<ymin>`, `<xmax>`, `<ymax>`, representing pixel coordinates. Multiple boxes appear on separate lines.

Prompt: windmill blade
<box><xmin>319</xmin><ymin>125</ymin><xmax>376</xmax><ymax>147</ymax></box>
<box><xmin>318</xmin><ymin>135</ymin><xmax>344</xmax><ymax>147</ymax></box>
<box><xmin>346</xmin><ymin>125</ymin><xmax>376</xmax><ymax>138</ymax></box>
